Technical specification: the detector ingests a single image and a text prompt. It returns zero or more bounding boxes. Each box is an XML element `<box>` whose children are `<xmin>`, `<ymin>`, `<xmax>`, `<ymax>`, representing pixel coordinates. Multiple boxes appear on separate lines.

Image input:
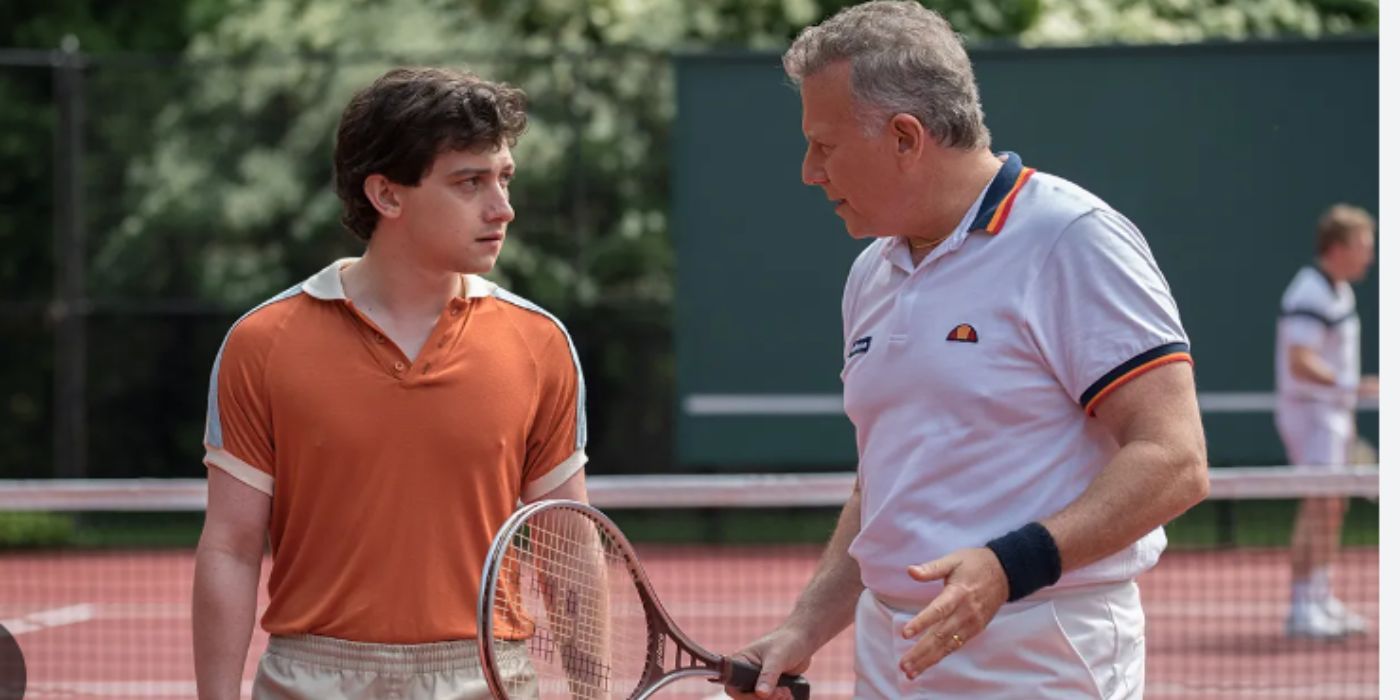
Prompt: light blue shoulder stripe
<box><xmin>204</xmin><ymin>283</ymin><xmax>305</xmax><ymax>449</ymax></box>
<box><xmin>491</xmin><ymin>288</ymin><xmax>588</xmax><ymax>450</ymax></box>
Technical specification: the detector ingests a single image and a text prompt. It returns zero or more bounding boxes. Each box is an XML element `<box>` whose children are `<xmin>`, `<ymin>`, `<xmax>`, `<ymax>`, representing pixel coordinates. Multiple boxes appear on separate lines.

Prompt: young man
<box><xmin>1276</xmin><ymin>204</ymin><xmax>1377</xmax><ymax>639</ymax></box>
<box><xmin>193</xmin><ymin>67</ymin><xmax>588</xmax><ymax>699</ymax></box>
<box><xmin>728</xmin><ymin>2</ymin><xmax>1208</xmax><ymax>698</ymax></box>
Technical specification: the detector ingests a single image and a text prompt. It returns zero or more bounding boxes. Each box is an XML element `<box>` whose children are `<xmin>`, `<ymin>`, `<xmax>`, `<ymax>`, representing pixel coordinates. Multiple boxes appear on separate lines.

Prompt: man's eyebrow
<box><xmin>445</xmin><ymin>166</ymin><xmax>492</xmax><ymax>178</ymax></box>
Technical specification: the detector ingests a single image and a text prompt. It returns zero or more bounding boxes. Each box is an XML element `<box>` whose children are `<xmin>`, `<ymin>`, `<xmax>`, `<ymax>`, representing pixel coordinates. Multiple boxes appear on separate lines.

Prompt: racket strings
<box><xmin>489</xmin><ymin>508</ymin><xmax>652</xmax><ymax>698</ymax></box>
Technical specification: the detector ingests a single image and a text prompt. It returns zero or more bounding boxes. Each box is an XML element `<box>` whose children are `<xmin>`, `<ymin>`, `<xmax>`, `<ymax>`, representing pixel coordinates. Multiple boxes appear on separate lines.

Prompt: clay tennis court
<box><xmin>2</xmin><ymin>545</ymin><xmax>1376</xmax><ymax>699</ymax></box>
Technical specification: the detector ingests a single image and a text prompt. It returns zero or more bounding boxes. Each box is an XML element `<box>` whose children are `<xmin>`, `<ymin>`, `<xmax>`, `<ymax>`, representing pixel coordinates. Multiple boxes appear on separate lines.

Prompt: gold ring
<box><xmin>950</xmin><ymin>633</ymin><xmax>965</xmax><ymax>648</ymax></box>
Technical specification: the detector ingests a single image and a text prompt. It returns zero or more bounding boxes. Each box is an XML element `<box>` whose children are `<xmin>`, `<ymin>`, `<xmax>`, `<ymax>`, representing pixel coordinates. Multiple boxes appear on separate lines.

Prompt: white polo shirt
<box><xmin>1274</xmin><ymin>264</ymin><xmax>1360</xmax><ymax>407</ymax></box>
<box><xmin>841</xmin><ymin>152</ymin><xmax>1192</xmax><ymax>603</ymax></box>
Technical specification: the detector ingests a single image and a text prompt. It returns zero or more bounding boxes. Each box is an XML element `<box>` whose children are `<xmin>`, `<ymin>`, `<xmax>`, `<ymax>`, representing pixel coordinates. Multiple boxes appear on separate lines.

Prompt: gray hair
<box><xmin>782</xmin><ymin>0</ymin><xmax>990</xmax><ymax>149</ymax></box>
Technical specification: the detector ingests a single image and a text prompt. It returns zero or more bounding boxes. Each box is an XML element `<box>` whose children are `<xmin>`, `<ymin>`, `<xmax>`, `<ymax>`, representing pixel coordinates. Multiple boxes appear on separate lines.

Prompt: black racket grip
<box><xmin>721</xmin><ymin>657</ymin><xmax>810</xmax><ymax>700</ymax></box>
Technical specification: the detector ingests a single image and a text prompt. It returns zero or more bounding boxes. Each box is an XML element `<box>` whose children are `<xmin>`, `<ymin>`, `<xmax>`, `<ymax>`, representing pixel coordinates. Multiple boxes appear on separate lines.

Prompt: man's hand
<box><xmin>896</xmin><ymin>547</ymin><xmax>1009</xmax><ymax>679</ymax></box>
<box><xmin>727</xmin><ymin>483</ymin><xmax>863</xmax><ymax>698</ymax></box>
<box><xmin>723</xmin><ymin>625</ymin><xmax>814</xmax><ymax>700</ymax></box>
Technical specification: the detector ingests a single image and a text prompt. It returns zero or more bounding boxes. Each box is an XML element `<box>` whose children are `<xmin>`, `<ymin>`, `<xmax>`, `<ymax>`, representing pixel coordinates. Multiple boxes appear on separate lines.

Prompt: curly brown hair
<box><xmin>333</xmin><ymin>67</ymin><xmax>528</xmax><ymax>241</ymax></box>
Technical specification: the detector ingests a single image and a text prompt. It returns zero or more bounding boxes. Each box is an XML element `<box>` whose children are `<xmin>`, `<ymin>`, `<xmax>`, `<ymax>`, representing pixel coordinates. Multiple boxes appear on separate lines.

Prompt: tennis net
<box><xmin>0</xmin><ymin>467</ymin><xmax>1379</xmax><ymax>698</ymax></box>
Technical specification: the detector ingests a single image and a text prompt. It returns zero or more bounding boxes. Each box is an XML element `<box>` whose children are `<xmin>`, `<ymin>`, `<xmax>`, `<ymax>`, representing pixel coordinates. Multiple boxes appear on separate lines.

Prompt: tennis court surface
<box><xmin>0</xmin><ymin>468</ymin><xmax>1378</xmax><ymax>698</ymax></box>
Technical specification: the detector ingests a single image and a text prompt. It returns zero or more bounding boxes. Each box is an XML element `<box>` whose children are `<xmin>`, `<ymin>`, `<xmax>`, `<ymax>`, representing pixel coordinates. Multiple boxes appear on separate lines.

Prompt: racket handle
<box><xmin>721</xmin><ymin>658</ymin><xmax>811</xmax><ymax>700</ymax></box>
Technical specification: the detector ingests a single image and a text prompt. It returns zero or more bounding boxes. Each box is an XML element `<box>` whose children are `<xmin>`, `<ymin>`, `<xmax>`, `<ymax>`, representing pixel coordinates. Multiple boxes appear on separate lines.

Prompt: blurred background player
<box><xmin>1275</xmin><ymin>203</ymin><xmax>1377</xmax><ymax>639</ymax></box>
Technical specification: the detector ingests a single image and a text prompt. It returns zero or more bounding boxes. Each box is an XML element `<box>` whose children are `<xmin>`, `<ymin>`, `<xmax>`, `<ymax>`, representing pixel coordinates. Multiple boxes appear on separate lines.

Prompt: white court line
<box><xmin>1</xmin><ymin>603</ymin><xmax>94</xmax><ymax>635</ymax></box>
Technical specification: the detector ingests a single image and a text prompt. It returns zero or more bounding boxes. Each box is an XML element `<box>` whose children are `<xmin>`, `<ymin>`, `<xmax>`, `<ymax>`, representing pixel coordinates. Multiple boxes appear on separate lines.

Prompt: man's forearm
<box><xmin>1044</xmin><ymin>438</ymin><xmax>1207</xmax><ymax>572</ymax></box>
<box><xmin>1289</xmin><ymin>345</ymin><xmax>1339</xmax><ymax>386</ymax></box>
<box><xmin>784</xmin><ymin>487</ymin><xmax>864</xmax><ymax>649</ymax></box>
<box><xmin>193</xmin><ymin>545</ymin><xmax>262</xmax><ymax>700</ymax></box>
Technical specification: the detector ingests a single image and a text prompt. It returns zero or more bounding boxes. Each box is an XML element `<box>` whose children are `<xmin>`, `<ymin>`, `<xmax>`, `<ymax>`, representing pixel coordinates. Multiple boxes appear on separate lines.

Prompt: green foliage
<box><xmin>475</xmin><ymin>0</ymin><xmax>1042</xmax><ymax>48</ymax></box>
<box><xmin>0</xmin><ymin>0</ymin><xmax>225</xmax><ymax>51</ymax></box>
<box><xmin>1025</xmin><ymin>0</ymin><xmax>1379</xmax><ymax>45</ymax></box>
<box><xmin>0</xmin><ymin>512</ymin><xmax>75</xmax><ymax>548</ymax></box>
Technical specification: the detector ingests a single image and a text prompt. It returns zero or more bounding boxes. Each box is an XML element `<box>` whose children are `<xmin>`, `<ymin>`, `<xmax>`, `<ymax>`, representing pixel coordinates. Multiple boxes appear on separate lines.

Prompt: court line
<box><xmin>1</xmin><ymin>603</ymin><xmax>94</xmax><ymax>635</ymax></box>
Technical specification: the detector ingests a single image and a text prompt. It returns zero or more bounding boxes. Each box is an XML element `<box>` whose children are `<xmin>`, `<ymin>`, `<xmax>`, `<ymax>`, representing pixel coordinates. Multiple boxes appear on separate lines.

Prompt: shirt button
<box><xmin>450</xmin><ymin>308</ymin><xmax>462</xmax><ymax>317</ymax></box>
<box><xmin>393</xmin><ymin>361</ymin><xmax>406</xmax><ymax>372</ymax></box>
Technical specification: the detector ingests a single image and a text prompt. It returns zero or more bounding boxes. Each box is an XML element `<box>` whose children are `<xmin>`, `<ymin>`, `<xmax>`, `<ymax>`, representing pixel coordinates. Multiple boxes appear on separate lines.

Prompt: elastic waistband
<box><xmin>874</xmin><ymin>580</ymin><xmax>1135</xmax><ymax>615</ymax></box>
<box><xmin>266</xmin><ymin>634</ymin><xmax>506</xmax><ymax>674</ymax></box>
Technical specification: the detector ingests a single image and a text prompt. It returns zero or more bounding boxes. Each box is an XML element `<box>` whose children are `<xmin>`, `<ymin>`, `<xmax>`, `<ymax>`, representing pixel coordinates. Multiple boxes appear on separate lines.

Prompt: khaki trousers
<box><xmin>253</xmin><ymin>634</ymin><xmax>535</xmax><ymax>700</ymax></box>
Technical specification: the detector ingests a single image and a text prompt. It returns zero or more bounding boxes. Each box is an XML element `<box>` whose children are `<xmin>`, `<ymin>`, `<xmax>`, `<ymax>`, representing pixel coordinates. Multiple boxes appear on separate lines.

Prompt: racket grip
<box><xmin>722</xmin><ymin>658</ymin><xmax>811</xmax><ymax>700</ymax></box>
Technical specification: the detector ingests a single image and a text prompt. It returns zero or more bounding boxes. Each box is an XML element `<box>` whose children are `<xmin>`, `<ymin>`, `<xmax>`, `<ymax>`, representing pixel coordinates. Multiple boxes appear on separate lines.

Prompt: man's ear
<box><xmin>889</xmin><ymin>113</ymin><xmax>926</xmax><ymax>161</ymax></box>
<box><xmin>364</xmin><ymin>174</ymin><xmax>402</xmax><ymax>218</ymax></box>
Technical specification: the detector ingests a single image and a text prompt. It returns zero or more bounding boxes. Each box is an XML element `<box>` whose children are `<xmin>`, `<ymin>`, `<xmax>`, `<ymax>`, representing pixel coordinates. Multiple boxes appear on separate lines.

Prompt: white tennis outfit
<box><xmin>1273</xmin><ymin>263</ymin><xmax>1367</xmax><ymax>639</ymax></box>
<box><xmin>841</xmin><ymin>152</ymin><xmax>1191</xmax><ymax>698</ymax></box>
<box><xmin>1273</xmin><ymin>264</ymin><xmax>1360</xmax><ymax>467</ymax></box>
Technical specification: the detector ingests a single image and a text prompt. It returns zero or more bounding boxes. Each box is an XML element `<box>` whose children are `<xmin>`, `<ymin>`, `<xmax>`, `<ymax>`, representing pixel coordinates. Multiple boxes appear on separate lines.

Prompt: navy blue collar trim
<box><xmin>970</xmin><ymin>151</ymin><xmax>1026</xmax><ymax>232</ymax></box>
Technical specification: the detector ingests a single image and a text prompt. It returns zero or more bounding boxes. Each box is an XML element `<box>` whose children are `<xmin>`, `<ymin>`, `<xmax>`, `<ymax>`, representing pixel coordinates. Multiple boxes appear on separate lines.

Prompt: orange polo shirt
<box><xmin>202</xmin><ymin>258</ymin><xmax>586</xmax><ymax>642</ymax></box>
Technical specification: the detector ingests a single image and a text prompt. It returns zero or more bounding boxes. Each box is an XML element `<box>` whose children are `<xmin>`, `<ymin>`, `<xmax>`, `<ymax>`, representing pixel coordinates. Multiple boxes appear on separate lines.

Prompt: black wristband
<box><xmin>985</xmin><ymin>522</ymin><xmax>1062</xmax><ymax>602</ymax></box>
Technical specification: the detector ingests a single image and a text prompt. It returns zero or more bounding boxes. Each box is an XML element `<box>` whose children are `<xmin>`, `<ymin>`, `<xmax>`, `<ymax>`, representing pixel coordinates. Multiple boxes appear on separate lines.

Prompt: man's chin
<box><xmin>843</xmin><ymin>224</ymin><xmax>878</xmax><ymax>241</ymax></box>
<box><xmin>454</xmin><ymin>260</ymin><xmax>497</xmax><ymax>277</ymax></box>
<box><xmin>839</xmin><ymin>218</ymin><xmax>867</xmax><ymax>239</ymax></box>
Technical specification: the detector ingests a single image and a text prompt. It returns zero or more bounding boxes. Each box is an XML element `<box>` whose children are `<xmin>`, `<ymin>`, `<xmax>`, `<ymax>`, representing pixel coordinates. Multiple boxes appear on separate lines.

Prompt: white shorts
<box><xmin>1275</xmin><ymin>398</ymin><xmax>1353</xmax><ymax>467</ymax></box>
<box><xmin>854</xmin><ymin>581</ymin><xmax>1145</xmax><ymax>699</ymax></box>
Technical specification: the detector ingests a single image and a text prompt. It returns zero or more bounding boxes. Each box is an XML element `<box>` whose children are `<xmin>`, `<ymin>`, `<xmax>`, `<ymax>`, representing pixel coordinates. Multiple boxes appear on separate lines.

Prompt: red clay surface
<box><xmin>1</xmin><ymin>546</ymin><xmax>1377</xmax><ymax>698</ymax></box>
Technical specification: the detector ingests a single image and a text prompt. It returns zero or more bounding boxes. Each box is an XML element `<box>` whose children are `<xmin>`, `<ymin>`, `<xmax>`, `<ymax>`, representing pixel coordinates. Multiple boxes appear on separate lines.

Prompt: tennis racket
<box><xmin>478</xmin><ymin>499</ymin><xmax>811</xmax><ymax>700</ymax></box>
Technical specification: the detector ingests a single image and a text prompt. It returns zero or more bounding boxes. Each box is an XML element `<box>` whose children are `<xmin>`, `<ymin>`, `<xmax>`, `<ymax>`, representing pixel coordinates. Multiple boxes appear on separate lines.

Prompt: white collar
<box><xmin>301</xmin><ymin>257</ymin><xmax>497</xmax><ymax>300</ymax></box>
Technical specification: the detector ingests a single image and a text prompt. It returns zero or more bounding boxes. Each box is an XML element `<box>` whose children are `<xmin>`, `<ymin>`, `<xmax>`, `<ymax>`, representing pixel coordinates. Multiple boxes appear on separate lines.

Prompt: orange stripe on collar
<box><xmin>986</xmin><ymin>167</ymin><xmax>1035</xmax><ymax>235</ymax></box>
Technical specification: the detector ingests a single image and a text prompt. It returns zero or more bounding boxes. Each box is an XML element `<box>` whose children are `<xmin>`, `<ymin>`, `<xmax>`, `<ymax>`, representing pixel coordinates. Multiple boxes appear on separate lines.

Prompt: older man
<box><xmin>728</xmin><ymin>3</ymin><xmax>1208</xmax><ymax>698</ymax></box>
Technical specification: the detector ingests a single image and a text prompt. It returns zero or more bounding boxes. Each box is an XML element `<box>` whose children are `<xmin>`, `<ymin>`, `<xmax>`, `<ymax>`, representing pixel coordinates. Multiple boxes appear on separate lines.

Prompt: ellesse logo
<box><xmin>946</xmin><ymin>324</ymin><xmax>979</xmax><ymax>343</ymax></box>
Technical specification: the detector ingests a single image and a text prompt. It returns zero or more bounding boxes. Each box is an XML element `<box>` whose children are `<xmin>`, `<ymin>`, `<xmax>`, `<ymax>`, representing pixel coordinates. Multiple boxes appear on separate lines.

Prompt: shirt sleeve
<box><xmin>1277</xmin><ymin>277</ymin><xmax>1332</xmax><ymax>350</ymax></box>
<box><xmin>203</xmin><ymin>318</ymin><xmax>276</xmax><ymax>495</ymax></box>
<box><xmin>521</xmin><ymin>324</ymin><xmax>588</xmax><ymax>501</ymax></box>
<box><xmin>1278</xmin><ymin>315</ymin><xmax>1327</xmax><ymax>350</ymax></box>
<box><xmin>1024</xmin><ymin>208</ymin><xmax>1193</xmax><ymax>415</ymax></box>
